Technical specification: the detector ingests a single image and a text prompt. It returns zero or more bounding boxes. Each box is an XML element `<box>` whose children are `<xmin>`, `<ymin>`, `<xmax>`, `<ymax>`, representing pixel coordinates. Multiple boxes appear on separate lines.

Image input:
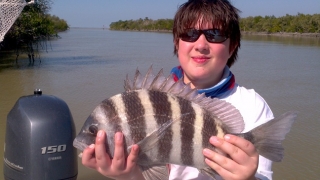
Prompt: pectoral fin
<box><xmin>128</xmin><ymin>118</ymin><xmax>178</xmax><ymax>155</ymax></box>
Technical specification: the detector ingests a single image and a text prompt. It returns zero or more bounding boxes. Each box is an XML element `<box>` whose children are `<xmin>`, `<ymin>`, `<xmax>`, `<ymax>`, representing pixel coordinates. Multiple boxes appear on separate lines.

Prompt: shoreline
<box><xmin>241</xmin><ymin>31</ymin><xmax>320</xmax><ymax>38</ymax></box>
<box><xmin>108</xmin><ymin>28</ymin><xmax>320</xmax><ymax>38</ymax></box>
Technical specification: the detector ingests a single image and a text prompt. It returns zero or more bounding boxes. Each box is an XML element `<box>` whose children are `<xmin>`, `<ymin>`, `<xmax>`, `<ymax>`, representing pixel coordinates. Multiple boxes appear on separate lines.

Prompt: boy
<box><xmin>82</xmin><ymin>0</ymin><xmax>274</xmax><ymax>179</ymax></box>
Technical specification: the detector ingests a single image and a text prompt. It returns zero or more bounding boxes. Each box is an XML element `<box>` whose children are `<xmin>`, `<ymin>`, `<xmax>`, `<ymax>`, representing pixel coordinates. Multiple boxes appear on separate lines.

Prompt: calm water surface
<box><xmin>0</xmin><ymin>28</ymin><xmax>319</xmax><ymax>180</ymax></box>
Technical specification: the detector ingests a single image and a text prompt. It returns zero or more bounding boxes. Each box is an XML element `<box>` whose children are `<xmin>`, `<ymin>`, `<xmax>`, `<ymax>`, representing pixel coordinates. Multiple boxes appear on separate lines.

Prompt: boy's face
<box><xmin>176</xmin><ymin>21</ymin><xmax>232</xmax><ymax>89</ymax></box>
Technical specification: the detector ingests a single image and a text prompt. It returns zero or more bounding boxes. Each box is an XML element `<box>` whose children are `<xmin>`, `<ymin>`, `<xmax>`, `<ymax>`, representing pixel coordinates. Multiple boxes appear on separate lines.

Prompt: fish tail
<box><xmin>247</xmin><ymin>111</ymin><xmax>297</xmax><ymax>162</ymax></box>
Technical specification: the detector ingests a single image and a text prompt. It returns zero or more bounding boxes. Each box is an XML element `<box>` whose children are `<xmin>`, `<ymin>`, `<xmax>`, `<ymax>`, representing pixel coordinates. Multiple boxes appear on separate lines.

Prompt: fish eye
<box><xmin>88</xmin><ymin>125</ymin><xmax>98</xmax><ymax>136</ymax></box>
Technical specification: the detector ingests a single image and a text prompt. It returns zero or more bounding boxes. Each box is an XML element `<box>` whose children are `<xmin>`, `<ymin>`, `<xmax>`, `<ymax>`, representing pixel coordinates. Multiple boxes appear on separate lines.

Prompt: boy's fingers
<box><xmin>204</xmin><ymin>157</ymin><xmax>231</xmax><ymax>178</ymax></box>
<box><xmin>95</xmin><ymin>130</ymin><xmax>112</xmax><ymax>169</ymax></box>
<box><xmin>81</xmin><ymin>144</ymin><xmax>97</xmax><ymax>169</ymax></box>
<box><xmin>126</xmin><ymin>144</ymin><xmax>139</xmax><ymax>170</ymax></box>
<box><xmin>203</xmin><ymin>147</ymin><xmax>235</xmax><ymax>173</ymax></box>
<box><xmin>223</xmin><ymin>134</ymin><xmax>257</xmax><ymax>163</ymax></box>
<box><xmin>111</xmin><ymin>132</ymin><xmax>126</xmax><ymax>170</ymax></box>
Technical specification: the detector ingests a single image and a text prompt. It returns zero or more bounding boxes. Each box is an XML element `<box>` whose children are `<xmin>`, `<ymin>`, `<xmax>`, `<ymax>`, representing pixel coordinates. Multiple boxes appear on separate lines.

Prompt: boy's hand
<box><xmin>81</xmin><ymin>130</ymin><xmax>144</xmax><ymax>180</ymax></box>
<box><xmin>203</xmin><ymin>134</ymin><xmax>259</xmax><ymax>180</ymax></box>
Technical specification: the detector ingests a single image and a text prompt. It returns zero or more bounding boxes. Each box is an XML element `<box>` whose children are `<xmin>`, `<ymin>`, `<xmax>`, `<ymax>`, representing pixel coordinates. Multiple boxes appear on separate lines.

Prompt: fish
<box><xmin>73</xmin><ymin>66</ymin><xmax>297</xmax><ymax>180</ymax></box>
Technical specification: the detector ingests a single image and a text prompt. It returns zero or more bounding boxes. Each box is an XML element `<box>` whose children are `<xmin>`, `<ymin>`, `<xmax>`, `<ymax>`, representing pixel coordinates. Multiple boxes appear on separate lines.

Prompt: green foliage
<box><xmin>240</xmin><ymin>13</ymin><xmax>320</xmax><ymax>33</ymax></box>
<box><xmin>109</xmin><ymin>17</ymin><xmax>173</xmax><ymax>31</ymax></box>
<box><xmin>49</xmin><ymin>15</ymin><xmax>69</xmax><ymax>32</ymax></box>
<box><xmin>110</xmin><ymin>14</ymin><xmax>320</xmax><ymax>34</ymax></box>
<box><xmin>2</xmin><ymin>0</ymin><xmax>69</xmax><ymax>51</ymax></box>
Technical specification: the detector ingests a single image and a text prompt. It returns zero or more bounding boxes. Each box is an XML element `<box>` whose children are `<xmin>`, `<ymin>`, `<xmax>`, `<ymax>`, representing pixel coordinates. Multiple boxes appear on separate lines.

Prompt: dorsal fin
<box><xmin>124</xmin><ymin>66</ymin><xmax>244</xmax><ymax>133</ymax></box>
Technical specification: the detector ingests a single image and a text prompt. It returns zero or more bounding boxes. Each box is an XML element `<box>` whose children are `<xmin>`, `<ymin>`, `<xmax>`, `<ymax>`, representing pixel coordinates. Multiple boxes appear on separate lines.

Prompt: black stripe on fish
<box><xmin>148</xmin><ymin>90</ymin><xmax>173</xmax><ymax>162</ymax></box>
<box><xmin>202</xmin><ymin>110</ymin><xmax>218</xmax><ymax>149</ymax></box>
<box><xmin>100</xmin><ymin>98</ymin><xmax>122</xmax><ymax>156</ymax></box>
<box><xmin>101</xmin><ymin>98</ymin><xmax>123</xmax><ymax>132</ymax></box>
<box><xmin>122</xmin><ymin>91</ymin><xmax>147</xmax><ymax>143</ymax></box>
<box><xmin>179</xmin><ymin>97</ymin><xmax>196</xmax><ymax>166</ymax></box>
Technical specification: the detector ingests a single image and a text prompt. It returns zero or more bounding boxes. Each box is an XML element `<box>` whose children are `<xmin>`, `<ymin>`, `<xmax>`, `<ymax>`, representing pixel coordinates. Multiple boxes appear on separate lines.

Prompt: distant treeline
<box><xmin>240</xmin><ymin>13</ymin><xmax>320</xmax><ymax>33</ymax></box>
<box><xmin>109</xmin><ymin>13</ymin><xmax>320</xmax><ymax>33</ymax></box>
<box><xmin>110</xmin><ymin>17</ymin><xmax>173</xmax><ymax>31</ymax></box>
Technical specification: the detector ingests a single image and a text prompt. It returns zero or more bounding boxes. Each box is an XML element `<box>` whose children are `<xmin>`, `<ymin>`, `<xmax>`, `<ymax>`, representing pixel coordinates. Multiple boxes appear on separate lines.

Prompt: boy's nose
<box><xmin>195</xmin><ymin>34</ymin><xmax>209</xmax><ymax>52</ymax></box>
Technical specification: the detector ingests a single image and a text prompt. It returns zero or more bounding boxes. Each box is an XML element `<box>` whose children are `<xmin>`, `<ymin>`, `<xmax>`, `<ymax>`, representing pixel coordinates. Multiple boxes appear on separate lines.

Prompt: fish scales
<box><xmin>190</xmin><ymin>102</ymin><xmax>207</xmax><ymax>167</ymax></box>
<box><xmin>166</xmin><ymin>93</ymin><xmax>182</xmax><ymax>165</ymax></box>
<box><xmin>122</xmin><ymin>91</ymin><xmax>147</xmax><ymax>143</ymax></box>
<box><xmin>202</xmin><ymin>110</ymin><xmax>219</xmax><ymax>150</ymax></box>
<box><xmin>136</xmin><ymin>88</ymin><xmax>160</xmax><ymax>158</ymax></box>
<box><xmin>178</xmin><ymin>96</ymin><xmax>196</xmax><ymax>166</ymax></box>
<box><xmin>102</xmin><ymin>96</ymin><xmax>126</xmax><ymax>157</ymax></box>
<box><xmin>106</xmin><ymin>88</ymin><xmax>222</xmax><ymax>166</ymax></box>
<box><xmin>132</xmin><ymin>89</ymin><xmax>225</xmax><ymax>167</ymax></box>
<box><xmin>148</xmin><ymin>89</ymin><xmax>173</xmax><ymax>163</ymax></box>
<box><xmin>73</xmin><ymin>66</ymin><xmax>297</xmax><ymax>180</ymax></box>
<box><xmin>84</xmin><ymin>99</ymin><xmax>122</xmax><ymax>157</ymax></box>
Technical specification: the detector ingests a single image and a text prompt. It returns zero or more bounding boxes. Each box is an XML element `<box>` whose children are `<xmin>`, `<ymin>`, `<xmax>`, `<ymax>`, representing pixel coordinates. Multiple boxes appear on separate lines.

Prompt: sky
<box><xmin>49</xmin><ymin>0</ymin><xmax>320</xmax><ymax>28</ymax></box>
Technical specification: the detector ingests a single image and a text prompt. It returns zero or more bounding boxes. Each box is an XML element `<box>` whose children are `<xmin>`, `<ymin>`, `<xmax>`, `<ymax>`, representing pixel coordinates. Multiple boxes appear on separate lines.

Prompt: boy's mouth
<box><xmin>192</xmin><ymin>56</ymin><xmax>210</xmax><ymax>63</ymax></box>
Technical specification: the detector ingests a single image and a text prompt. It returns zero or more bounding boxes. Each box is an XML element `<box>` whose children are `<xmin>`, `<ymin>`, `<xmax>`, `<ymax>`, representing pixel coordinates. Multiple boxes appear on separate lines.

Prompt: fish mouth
<box><xmin>73</xmin><ymin>138</ymin><xmax>89</xmax><ymax>152</ymax></box>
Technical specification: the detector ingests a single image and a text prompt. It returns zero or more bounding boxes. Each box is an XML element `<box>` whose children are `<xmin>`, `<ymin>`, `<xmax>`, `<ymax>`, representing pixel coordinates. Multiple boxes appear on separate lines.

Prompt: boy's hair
<box><xmin>173</xmin><ymin>0</ymin><xmax>241</xmax><ymax>67</ymax></box>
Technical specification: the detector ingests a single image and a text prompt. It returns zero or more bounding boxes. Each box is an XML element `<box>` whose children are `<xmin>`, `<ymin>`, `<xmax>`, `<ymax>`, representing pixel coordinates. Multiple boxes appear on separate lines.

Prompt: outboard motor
<box><xmin>3</xmin><ymin>90</ymin><xmax>78</xmax><ymax>180</ymax></box>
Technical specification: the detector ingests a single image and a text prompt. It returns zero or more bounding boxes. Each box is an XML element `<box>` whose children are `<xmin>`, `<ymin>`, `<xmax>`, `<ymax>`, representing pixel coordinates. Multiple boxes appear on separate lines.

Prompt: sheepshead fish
<box><xmin>73</xmin><ymin>67</ymin><xmax>297</xmax><ymax>180</ymax></box>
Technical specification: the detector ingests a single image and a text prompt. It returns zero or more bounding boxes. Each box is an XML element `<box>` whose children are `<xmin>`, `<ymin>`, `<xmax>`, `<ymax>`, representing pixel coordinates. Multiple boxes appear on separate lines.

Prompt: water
<box><xmin>0</xmin><ymin>28</ymin><xmax>319</xmax><ymax>180</ymax></box>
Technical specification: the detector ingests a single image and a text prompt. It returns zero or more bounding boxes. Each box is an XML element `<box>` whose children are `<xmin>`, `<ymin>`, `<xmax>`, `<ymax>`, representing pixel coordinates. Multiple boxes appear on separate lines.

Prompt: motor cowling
<box><xmin>3</xmin><ymin>90</ymin><xmax>78</xmax><ymax>180</ymax></box>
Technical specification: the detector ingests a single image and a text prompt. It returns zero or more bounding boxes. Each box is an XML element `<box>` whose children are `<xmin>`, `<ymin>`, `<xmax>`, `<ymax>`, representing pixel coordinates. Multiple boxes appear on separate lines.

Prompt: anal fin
<box><xmin>200</xmin><ymin>167</ymin><xmax>218</xmax><ymax>180</ymax></box>
<box><xmin>141</xmin><ymin>165</ymin><xmax>169</xmax><ymax>180</ymax></box>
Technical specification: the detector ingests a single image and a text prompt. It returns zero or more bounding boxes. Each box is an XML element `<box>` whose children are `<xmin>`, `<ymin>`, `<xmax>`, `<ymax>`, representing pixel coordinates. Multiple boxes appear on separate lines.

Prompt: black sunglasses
<box><xmin>180</xmin><ymin>29</ymin><xmax>228</xmax><ymax>43</ymax></box>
